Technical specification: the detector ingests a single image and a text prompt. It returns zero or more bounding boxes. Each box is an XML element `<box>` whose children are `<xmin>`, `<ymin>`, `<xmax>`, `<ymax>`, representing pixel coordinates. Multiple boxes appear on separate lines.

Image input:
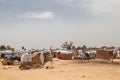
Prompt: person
<box><xmin>20</xmin><ymin>48</ymin><xmax>27</xmax><ymax>57</ymax></box>
<box><xmin>113</xmin><ymin>49</ymin><xmax>117</xmax><ymax>59</ymax></box>
<box><xmin>80</xmin><ymin>52</ymin><xmax>86</xmax><ymax>59</ymax></box>
<box><xmin>116</xmin><ymin>48</ymin><xmax>120</xmax><ymax>59</ymax></box>
<box><xmin>40</xmin><ymin>52</ymin><xmax>44</xmax><ymax>65</ymax></box>
<box><xmin>57</xmin><ymin>52</ymin><xmax>61</xmax><ymax>59</ymax></box>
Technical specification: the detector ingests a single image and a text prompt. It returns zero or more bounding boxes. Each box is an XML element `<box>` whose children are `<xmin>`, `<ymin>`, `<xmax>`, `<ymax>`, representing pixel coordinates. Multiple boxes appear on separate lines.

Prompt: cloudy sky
<box><xmin>0</xmin><ymin>0</ymin><xmax>120</xmax><ymax>49</ymax></box>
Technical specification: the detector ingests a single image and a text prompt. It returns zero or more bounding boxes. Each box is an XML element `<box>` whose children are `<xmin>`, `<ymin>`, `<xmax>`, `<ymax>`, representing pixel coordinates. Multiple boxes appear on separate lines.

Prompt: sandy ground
<box><xmin>0</xmin><ymin>58</ymin><xmax>120</xmax><ymax>80</ymax></box>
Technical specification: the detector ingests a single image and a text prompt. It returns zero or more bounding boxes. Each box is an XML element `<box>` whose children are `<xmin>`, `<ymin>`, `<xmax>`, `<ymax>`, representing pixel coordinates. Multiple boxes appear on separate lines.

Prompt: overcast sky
<box><xmin>0</xmin><ymin>0</ymin><xmax>120</xmax><ymax>49</ymax></box>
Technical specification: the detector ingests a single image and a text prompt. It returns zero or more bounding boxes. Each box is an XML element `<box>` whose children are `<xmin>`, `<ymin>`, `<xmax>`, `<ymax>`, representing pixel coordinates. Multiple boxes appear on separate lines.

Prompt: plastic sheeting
<box><xmin>56</xmin><ymin>50</ymin><xmax>72</xmax><ymax>54</ymax></box>
<box><xmin>40</xmin><ymin>52</ymin><xmax>44</xmax><ymax>65</ymax></box>
<box><xmin>5</xmin><ymin>50</ymin><xmax>12</xmax><ymax>55</ymax></box>
<box><xmin>21</xmin><ymin>53</ymin><xmax>32</xmax><ymax>62</ymax></box>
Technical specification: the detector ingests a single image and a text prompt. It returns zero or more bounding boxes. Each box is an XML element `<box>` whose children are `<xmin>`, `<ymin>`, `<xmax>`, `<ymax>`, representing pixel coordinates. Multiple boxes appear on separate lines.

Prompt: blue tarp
<box><xmin>5</xmin><ymin>50</ymin><xmax>12</xmax><ymax>55</ymax></box>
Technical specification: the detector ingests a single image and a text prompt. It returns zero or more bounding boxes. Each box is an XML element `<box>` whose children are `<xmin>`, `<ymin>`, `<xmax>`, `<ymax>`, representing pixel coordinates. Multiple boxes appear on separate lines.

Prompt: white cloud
<box><xmin>82</xmin><ymin>0</ymin><xmax>120</xmax><ymax>16</ymax></box>
<box><xmin>20</xmin><ymin>11</ymin><xmax>56</xmax><ymax>19</ymax></box>
<box><xmin>65</xmin><ymin>0</ymin><xmax>120</xmax><ymax>16</ymax></box>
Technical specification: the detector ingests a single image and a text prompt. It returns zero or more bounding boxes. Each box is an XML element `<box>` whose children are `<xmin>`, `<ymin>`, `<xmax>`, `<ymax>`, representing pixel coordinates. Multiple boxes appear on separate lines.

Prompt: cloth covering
<box><xmin>40</xmin><ymin>52</ymin><xmax>44</xmax><ymax>65</ymax></box>
<box><xmin>21</xmin><ymin>53</ymin><xmax>32</xmax><ymax>62</ymax></box>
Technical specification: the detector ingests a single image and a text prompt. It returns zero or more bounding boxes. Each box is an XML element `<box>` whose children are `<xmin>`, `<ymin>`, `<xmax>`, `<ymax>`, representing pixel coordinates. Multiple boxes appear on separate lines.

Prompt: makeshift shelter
<box><xmin>56</xmin><ymin>50</ymin><xmax>72</xmax><ymax>60</ymax></box>
<box><xmin>5</xmin><ymin>50</ymin><xmax>12</xmax><ymax>58</ymax></box>
<box><xmin>96</xmin><ymin>49</ymin><xmax>113</xmax><ymax>60</ymax></box>
<box><xmin>19</xmin><ymin>52</ymin><xmax>46</xmax><ymax>69</ymax></box>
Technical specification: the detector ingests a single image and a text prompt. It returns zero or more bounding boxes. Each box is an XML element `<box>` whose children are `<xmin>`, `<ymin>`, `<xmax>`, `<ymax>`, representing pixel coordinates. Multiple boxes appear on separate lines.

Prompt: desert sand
<box><xmin>0</xmin><ymin>58</ymin><xmax>120</xmax><ymax>80</ymax></box>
